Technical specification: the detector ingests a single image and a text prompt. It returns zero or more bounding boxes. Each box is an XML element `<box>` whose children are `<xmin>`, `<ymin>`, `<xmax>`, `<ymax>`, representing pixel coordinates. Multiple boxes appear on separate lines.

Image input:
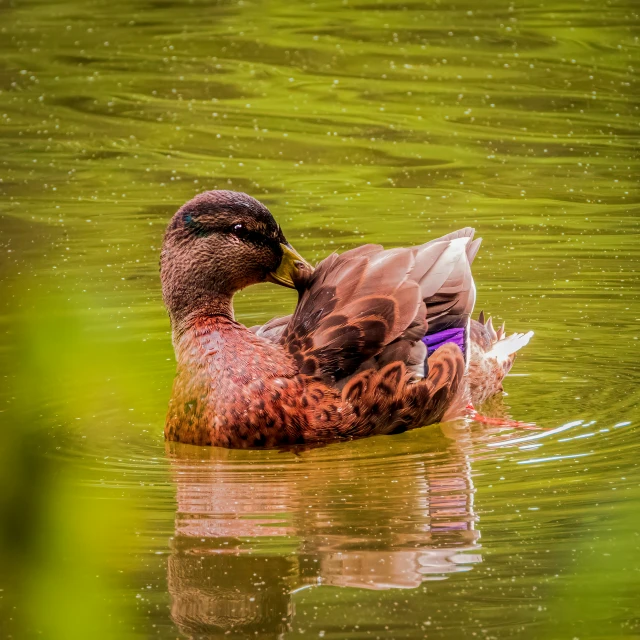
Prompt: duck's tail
<box><xmin>476</xmin><ymin>311</ymin><xmax>534</xmax><ymax>363</ymax></box>
<box><xmin>468</xmin><ymin>313</ymin><xmax>533</xmax><ymax>406</ymax></box>
<box><xmin>487</xmin><ymin>328</ymin><xmax>534</xmax><ymax>362</ymax></box>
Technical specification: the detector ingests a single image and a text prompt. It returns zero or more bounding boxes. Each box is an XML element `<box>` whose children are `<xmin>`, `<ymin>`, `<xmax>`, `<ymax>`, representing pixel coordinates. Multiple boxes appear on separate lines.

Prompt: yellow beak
<box><xmin>267</xmin><ymin>243</ymin><xmax>313</xmax><ymax>289</ymax></box>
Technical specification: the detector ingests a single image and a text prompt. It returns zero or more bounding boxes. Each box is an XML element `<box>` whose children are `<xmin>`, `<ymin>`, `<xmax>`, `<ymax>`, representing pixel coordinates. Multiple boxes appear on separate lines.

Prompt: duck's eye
<box><xmin>231</xmin><ymin>223</ymin><xmax>251</xmax><ymax>239</ymax></box>
<box><xmin>228</xmin><ymin>223</ymin><xmax>274</xmax><ymax>249</ymax></box>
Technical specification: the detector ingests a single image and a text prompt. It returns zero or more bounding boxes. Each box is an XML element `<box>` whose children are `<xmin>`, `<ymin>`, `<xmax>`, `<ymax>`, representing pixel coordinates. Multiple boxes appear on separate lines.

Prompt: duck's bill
<box><xmin>267</xmin><ymin>243</ymin><xmax>313</xmax><ymax>289</ymax></box>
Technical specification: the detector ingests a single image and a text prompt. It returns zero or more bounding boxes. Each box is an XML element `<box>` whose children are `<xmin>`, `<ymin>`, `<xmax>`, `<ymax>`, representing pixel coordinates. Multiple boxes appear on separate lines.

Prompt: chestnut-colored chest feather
<box><xmin>166</xmin><ymin>317</ymin><xmax>302</xmax><ymax>447</ymax></box>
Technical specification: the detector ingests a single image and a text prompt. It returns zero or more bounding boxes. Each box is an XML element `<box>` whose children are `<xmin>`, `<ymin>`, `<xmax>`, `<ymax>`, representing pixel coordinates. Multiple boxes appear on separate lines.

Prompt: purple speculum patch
<box><xmin>422</xmin><ymin>327</ymin><xmax>466</xmax><ymax>358</ymax></box>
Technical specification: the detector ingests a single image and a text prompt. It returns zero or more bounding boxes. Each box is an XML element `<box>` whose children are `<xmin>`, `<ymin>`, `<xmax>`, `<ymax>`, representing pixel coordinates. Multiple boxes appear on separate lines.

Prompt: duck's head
<box><xmin>161</xmin><ymin>190</ymin><xmax>311</xmax><ymax>330</ymax></box>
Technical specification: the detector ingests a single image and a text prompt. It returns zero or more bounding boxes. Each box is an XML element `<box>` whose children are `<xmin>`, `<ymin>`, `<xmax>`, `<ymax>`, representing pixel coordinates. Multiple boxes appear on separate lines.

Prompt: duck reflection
<box><xmin>166</xmin><ymin>424</ymin><xmax>482</xmax><ymax>638</ymax></box>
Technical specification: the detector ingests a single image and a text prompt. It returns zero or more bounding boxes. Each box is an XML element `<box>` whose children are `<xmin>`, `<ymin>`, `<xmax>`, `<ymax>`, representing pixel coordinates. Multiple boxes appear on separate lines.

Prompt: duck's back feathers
<box><xmin>280</xmin><ymin>245</ymin><xmax>421</xmax><ymax>382</ymax></box>
<box><xmin>277</xmin><ymin>230</ymin><xmax>479</xmax><ymax>384</ymax></box>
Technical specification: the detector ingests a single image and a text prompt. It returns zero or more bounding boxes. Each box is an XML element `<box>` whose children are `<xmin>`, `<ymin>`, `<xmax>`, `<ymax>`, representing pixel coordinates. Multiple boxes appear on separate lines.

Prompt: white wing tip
<box><xmin>489</xmin><ymin>330</ymin><xmax>534</xmax><ymax>360</ymax></box>
<box><xmin>449</xmin><ymin>236</ymin><xmax>471</xmax><ymax>251</ymax></box>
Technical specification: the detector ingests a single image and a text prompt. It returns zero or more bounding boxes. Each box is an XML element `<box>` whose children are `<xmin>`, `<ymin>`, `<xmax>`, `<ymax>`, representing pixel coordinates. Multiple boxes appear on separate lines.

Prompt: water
<box><xmin>0</xmin><ymin>0</ymin><xmax>638</xmax><ymax>638</ymax></box>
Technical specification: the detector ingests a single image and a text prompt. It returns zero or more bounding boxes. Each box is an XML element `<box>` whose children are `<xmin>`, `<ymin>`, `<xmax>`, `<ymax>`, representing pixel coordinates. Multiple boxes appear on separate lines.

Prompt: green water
<box><xmin>0</xmin><ymin>0</ymin><xmax>638</xmax><ymax>638</ymax></box>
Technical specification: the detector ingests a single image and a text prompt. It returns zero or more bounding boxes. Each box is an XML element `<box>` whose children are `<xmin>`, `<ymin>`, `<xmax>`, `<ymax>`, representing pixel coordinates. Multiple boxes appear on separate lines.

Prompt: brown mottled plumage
<box><xmin>161</xmin><ymin>190</ymin><xmax>531</xmax><ymax>448</ymax></box>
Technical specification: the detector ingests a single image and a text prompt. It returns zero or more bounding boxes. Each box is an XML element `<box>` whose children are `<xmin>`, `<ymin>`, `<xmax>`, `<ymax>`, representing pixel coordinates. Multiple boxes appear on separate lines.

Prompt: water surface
<box><xmin>0</xmin><ymin>0</ymin><xmax>638</xmax><ymax>638</ymax></box>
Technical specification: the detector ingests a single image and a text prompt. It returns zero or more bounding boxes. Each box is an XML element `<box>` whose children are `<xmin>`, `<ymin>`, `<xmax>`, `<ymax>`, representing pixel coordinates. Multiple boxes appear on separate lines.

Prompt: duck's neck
<box><xmin>170</xmin><ymin>294</ymin><xmax>235</xmax><ymax>344</ymax></box>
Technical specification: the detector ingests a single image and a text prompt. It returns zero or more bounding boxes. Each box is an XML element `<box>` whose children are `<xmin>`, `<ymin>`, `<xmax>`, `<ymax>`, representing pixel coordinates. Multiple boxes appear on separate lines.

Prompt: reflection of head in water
<box><xmin>165</xmin><ymin>425</ymin><xmax>485</xmax><ymax>637</ymax></box>
<box><xmin>168</xmin><ymin>540</ymin><xmax>296</xmax><ymax>639</ymax></box>
<box><xmin>166</xmin><ymin>444</ymin><xmax>299</xmax><ymax>639</ymax></box>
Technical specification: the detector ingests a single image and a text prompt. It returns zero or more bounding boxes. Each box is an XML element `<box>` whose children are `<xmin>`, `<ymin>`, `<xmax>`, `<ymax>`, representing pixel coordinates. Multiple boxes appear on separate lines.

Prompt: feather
<box><xmin>488</xmin><ymin>331</ymin><xmax>534</xmax><ymax>361</ymax></box>
<box><xmin>466</xmin><ymin>237</ymin><xmax>482</xmax><ymax>265</ymax></box>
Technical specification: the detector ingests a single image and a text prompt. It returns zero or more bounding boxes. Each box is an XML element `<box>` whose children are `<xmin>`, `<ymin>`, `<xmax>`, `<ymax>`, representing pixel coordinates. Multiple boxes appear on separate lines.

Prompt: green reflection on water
<box><xmin>0</xmin><ymin>0</ymin><xmax>638</xmax><ymax>638</ymax></box>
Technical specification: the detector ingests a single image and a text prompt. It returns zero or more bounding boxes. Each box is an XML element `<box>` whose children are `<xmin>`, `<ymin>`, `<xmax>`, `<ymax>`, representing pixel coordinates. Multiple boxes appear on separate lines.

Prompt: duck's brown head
<box><xmin>161</xmin><ymin>190</ymin><xmax>310</xmax><ymax>332</ymax></box>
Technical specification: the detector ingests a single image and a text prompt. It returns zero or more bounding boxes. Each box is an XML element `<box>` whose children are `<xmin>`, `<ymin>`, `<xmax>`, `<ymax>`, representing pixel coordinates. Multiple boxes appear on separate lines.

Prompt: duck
<box><xmin>161</xmin><ymin>190</ymin><xmax>533</xmax><ymax>448</ymax></box>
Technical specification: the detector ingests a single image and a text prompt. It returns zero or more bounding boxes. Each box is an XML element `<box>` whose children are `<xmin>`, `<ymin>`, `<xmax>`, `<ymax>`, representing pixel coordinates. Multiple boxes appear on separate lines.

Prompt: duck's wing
<box><xmin>279</xmin><ymin>231</ymin><xmax>479</xmax><ymax>384</ymax></box>
<box><xmin>421</xmin><ymin>228</ymin><xmax>480</xmax><ymax>336</ymax></box>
